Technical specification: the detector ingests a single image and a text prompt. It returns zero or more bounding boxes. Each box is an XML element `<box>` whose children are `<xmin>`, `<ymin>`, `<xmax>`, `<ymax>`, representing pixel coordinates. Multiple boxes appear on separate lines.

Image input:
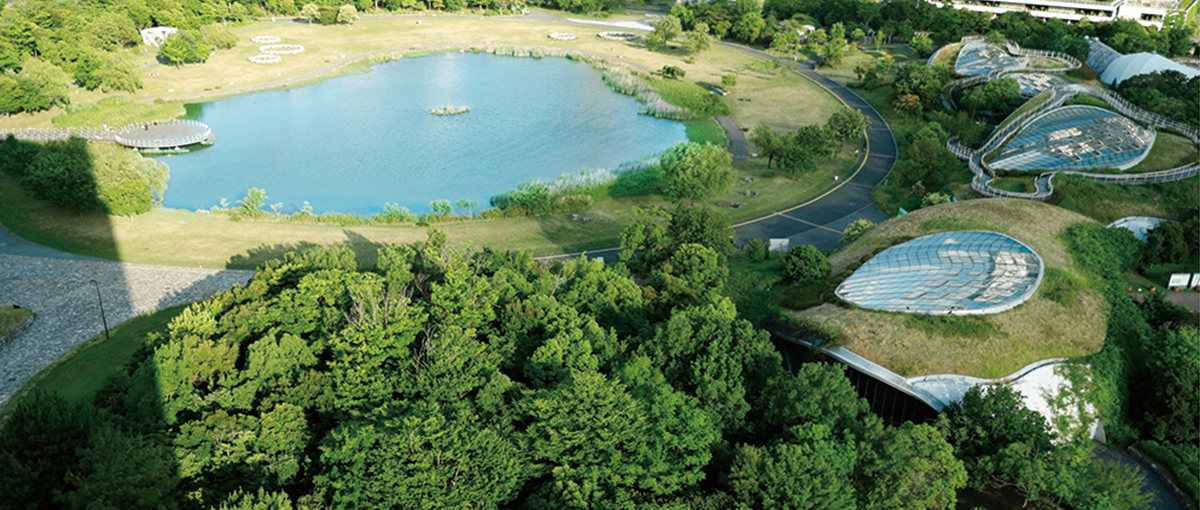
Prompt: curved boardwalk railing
<box><xmin>113</xmin><ymin>120</ymin><xmax>213</xmax><ymax>148</ymax></box>
<box><xmin>0</xmin><ymin>120</ymin><xmax>213</xmax><ymax>148</ymax></box>
<box><xmin>0</xmin><ymin>126</ymin><xmax>116</xmax><ymax>142</ymax></box>
<box><xmin>947</xmin><ymin>75</ymin><xmax>1198</xmax><ymax>201</ymax></box>
<box><xmin>940</xmin><ymin>37</ymin><xmax>1080</xmax><ymax>112</ymax></box>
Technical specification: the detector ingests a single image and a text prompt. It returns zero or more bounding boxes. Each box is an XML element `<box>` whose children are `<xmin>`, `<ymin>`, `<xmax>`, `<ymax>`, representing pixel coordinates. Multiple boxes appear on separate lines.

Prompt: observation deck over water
<box><xmin>0</xmin><ymin>120</ymin><xmax>213</xmax><ymax>149</ymax></box>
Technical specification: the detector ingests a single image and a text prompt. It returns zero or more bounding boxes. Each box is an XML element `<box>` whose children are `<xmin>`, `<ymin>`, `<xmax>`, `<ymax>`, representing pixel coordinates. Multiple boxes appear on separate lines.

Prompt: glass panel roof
<box><xmin>991</xmin><ymin>105</ymin><xmax>1154</xmax><ymax>172</ymax></box>
<box><xmin>955</xmin><ymin>43</ymin><xmax>1025</xmax><ymax>76</ymax></box>
<box><xmin>835</xmin><ymin>231</ymin><xmax>1043</xmax><ymax>315</ymax></box>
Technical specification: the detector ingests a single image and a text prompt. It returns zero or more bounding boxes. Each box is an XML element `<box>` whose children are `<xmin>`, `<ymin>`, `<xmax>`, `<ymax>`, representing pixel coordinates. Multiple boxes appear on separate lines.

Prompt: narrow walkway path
<box><xmin>715</xmin><ymin>115</ymin><xmax>748</xmax><ymax>162</ymax></box>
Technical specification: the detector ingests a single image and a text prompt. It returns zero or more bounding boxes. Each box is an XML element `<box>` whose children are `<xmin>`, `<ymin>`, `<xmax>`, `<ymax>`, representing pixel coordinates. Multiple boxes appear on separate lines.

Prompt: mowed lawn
<box><xmin>794</xmin><ymin>199</ymin><xmax>1108</xmax><ymax>379</ymax></box>
<box><xmin>0</xmin><ymin>135</ymin><xmax>857</xmax><ymax>268</ymax></box>
<box><xmin>3</xmin><ymin>16</ymin><xmax>841</xmax><ymax>134</ymax></box>
<box><xmin>1129</xmin><ymin>131</ymin><xmax>1199</xmax><ymax>173</ymax></box>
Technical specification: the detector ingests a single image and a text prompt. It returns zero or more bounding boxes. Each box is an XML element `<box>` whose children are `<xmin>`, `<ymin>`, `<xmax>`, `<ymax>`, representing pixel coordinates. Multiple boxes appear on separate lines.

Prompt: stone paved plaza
<box><xmin>0</xmin><ymin>254</ymin><xmax>252</xmax><ymax>406</ymax></box>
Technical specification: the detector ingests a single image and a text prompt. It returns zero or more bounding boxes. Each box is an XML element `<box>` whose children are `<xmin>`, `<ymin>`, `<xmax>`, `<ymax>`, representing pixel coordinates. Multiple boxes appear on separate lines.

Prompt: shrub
<box><xmin>661</xmin><ymin>65</ymin><xmax>686</xmax><ymax>79</ymax></box>
<box><xmin>784</xmin><ymin>245</ymin><xmax>829</xmax><ymax>282</ymax></box>
<box><xmin>199</xmin><ymin>24</ymin><xmax>237</xmax><ymax>50</ymax></box>
<box><xmin>373</xmin><ymin>203</ymin><xmax>416</xmax><ymax>224</ymax></box>
<box><xmin>1144</xmin><ymin>222</ymin><xmax>1189</xmax><ymax>265</ymax></box>
<box><xmin>721</xmin><ymin>73</ymin><xmax>737</xmax><ymax>88</ymax></box>
<box><xmin>841</xmin><ymin>219</ymin><xmax>874</xmax><ymax>245</ymax></box>
<box><xmin>608</xmin><ymin>165</ymin><xmax>663</xmax><ymax>197</ymax></box>
<box><xmin>0</xmin><ymin>137</ymin><xmax>41</xmax><ymax>177</ymax></box>
<box><xmin>920</xmin><ymin>192</ymin><xmax>951</xmax><ymax>208</ymax></box>
<box><xmin>317</xmin><ymin>5</ymin><xmax>340</xmax><ymax>24</ymax></box>
<box><xmin>745</xmin><ymin>238</ymin><xmax>770</xmax><ymax>262</ymax></box>
<box><xmin>1040</xmin><ymin>268</ymin><xmax>1082</xmax><ymax>307</ymax></box>
<box><xmin>1062</xmin><ymin>223</ymin><xmax>1142</xmax><ymax>276</ymax></box>
<box><xmin>491</xmin><ymin>180</ymin><xmax>553</xmax><ymax>214</ymax></box>
<box><xmin>91</xmin><ymin>143</ymin><xmax>169</xmax><ymax>216</ymax></box>
<box><xmin>236</xmin><ymin>188</ymin><xmax>268</xmax><ymax>217</ymax></box>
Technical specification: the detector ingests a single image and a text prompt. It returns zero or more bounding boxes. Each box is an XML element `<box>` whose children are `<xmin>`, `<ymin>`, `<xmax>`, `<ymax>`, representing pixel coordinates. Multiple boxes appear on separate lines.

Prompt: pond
<box><xmin>157</xmin><ymin>52</ymin><xmax>687</xmax><ymax>215</ymax></box>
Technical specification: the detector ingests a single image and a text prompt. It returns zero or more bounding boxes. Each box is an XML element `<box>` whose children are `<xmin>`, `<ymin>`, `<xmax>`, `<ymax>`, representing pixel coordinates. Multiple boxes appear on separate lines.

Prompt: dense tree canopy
<box><xmin>0</xmin><ymin>230</ymin><xmax>974</xmax><ymax>508</ymax></box>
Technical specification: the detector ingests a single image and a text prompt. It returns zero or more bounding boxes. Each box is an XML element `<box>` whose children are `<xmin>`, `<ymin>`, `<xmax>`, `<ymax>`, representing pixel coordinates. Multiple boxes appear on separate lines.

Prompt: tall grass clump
<box><xmin>372</xmin><ymin>203</ymin><xmax>417</xmax><ymax>224</ymax></box>
<box><xmin>597</xmin><ymin>64</ymin><xmax>689</xmax><ymax>120</ymax></box>
<box><xmin>491</xmin><ymin>157</ymin><xmax>666</xmax><ymax>215</ymax></box>
<box><xmin>649</xmin><ymin>79</ymin><xmax>731</xmax><ymax>118</ymax></box>
<box><xmin>487</xmin><ymin>46</ymin><xmax>571</xmax><ymax>59</ymax></box>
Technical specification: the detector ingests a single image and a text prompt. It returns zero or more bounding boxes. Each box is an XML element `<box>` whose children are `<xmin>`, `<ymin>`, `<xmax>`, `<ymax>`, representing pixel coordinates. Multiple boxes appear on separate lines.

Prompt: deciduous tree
<box><xmin>660</xmin><ymin>141</ymin><xmax>734</xmax><ymax>205</ymax></box>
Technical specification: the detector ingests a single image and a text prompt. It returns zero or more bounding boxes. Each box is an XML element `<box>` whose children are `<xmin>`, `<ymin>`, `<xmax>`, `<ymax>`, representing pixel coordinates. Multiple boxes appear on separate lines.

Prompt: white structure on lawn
<box><xmin>140</xmin><ymin>27</ymin><xmax>178</xmax><ymax>47</ymax></box>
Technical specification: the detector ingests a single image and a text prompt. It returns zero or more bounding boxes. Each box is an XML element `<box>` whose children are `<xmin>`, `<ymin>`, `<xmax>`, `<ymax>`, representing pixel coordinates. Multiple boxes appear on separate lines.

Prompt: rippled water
<box><xmin>157</xmin><ymin>52</ymin><xmax>687</xmax><ymax>215</ymax></box>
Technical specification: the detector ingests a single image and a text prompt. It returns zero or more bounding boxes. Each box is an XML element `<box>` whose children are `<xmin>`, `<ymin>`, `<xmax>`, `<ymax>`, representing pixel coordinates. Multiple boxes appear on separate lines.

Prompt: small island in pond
<box><xmin>428</xmin><ymin>104</ymin><xmax>470</xmax><ymax>116</ymax></box>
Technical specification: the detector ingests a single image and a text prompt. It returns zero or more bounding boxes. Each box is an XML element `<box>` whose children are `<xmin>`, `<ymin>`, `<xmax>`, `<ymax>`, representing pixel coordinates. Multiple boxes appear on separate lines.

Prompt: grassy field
<box><xmin>989</xmin><ymin>175</ymin><xmax>1037</xmax><ymax>193</ymax></box>
<box><xmin>1</xmin><ymin>16</ymin><xmax>839</xmax><ymax>134</ymax></box>
<box><xmin>929</xmin><ymin>43</ymin><xmax>962</xmax><ymax>69</ymax></box>
<box><xmin>794</xmin><ymin>199</ymin><xmax>1108</xmax><ymax>379</ymax></box>
<box><xmin>684</xmin><ymin>118</ymin><xmax>729</xmax><ymax>146</ymax></box>
<box><xmin>50</xmin><ymin>100</ymin><xmax>188</xmax><ymax>128</ymax></box>
<box><xmin>0</xmin><ymin>134</ymin><xmax>857</xmax><ymax>267</ymax></box>
<box><xmin>0</xmin><ymin>305</ymin><xmax>32</xmax><ymax>337</ymax></box>
<box><xmin>2</xmin><ymin>305</ymin><xmax>187</xmax><ymax>414</ymax></box>
<box><xmin>1128</xmin><ymin>131</ymin><xmax>1199</xmax><ymax>173</ymax></box>
<box><xmin>1050</xmin><ymin>174</ymin><xmax>1200</xmax><ymax>224</ymax></box>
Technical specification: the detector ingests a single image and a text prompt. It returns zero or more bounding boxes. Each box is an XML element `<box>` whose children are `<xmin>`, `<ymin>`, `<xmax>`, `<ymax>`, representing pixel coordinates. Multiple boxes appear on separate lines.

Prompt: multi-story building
<box><xmin>930</xmin><ymin>0</ymin><xmax>1184</xmax><ymax>28</ymax></box>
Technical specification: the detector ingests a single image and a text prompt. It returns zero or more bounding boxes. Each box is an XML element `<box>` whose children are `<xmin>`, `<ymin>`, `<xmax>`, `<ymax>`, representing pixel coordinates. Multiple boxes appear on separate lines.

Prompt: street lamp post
<box><xmin>90</xmin><ymin>280</ymin><xmax>109</xmax><ymax>340</ymax></box>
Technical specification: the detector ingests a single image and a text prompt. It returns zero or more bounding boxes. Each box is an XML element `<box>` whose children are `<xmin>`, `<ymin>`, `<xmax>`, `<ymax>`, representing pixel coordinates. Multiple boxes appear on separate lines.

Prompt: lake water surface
<box><xmin>157</xmin><ymin>52</ymin><xmax>687</xmax><ymax>215</ymax></box>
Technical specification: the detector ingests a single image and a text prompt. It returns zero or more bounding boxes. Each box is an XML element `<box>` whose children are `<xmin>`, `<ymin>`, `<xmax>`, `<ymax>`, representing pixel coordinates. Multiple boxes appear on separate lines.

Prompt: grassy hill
<box><xmin>794</xmin><ymin>199</ymin><xmax>1108</xmax><ymax>379</ymax></box>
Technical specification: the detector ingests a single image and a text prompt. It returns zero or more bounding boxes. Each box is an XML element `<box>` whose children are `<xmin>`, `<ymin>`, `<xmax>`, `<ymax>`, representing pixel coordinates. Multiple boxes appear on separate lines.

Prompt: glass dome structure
<box><xmin>954</xmin><ymin>43</ymin><xmax>1024</xmax><ymax>76</ymax></box>
<box><xmin>990</xmin><ymin>106</ymin><xmax>1154</xmax><ymax>172</ymax></box>
<box><xmin>835</xmin><ymin>231</ymin><xmax>1043</xmax><ymax>315</ymax></box>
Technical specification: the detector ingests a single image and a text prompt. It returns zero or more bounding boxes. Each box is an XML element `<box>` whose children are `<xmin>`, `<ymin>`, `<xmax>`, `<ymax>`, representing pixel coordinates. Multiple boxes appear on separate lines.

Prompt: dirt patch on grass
<box><xmin>797</xmin><ymin>199</ymin><xmax>1107</xmax><ymax>378</ymax></box>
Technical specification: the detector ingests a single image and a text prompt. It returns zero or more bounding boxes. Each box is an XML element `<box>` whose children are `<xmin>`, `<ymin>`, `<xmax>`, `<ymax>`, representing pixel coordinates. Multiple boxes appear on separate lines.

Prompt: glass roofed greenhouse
<box><xmin>1012</xmin><ymin>73</ymin><xmax>1071</xmax><ymax>95</ymax></box>
<box><xmin>954</xmin><ymin>43</ymin><xmax>1025</xmax><ymax>76</ymax></box>
<box><xmin>835</xmin><ymin>231</ymin><xmax>1043</xmax><ymax>315</ymax></box>
<box><xmin>990</xmin><ymin>105</ymin><xmax>1155</xmax><ymax>172</ymax></box>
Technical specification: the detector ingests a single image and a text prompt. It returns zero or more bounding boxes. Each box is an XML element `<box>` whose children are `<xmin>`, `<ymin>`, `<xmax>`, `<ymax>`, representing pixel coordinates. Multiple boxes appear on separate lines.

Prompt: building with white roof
<box><xmin>1087</xmin><ymin>38</ymin><xmax>1200</xmax><ymax>84</ymax></box>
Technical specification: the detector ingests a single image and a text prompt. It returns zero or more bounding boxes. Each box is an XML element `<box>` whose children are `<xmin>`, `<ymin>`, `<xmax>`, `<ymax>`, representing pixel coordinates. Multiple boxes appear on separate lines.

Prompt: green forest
<box><xmin>2</xmin><ymin>219</ymin><xmax>1192</xmax><ymax>509</ymax></box>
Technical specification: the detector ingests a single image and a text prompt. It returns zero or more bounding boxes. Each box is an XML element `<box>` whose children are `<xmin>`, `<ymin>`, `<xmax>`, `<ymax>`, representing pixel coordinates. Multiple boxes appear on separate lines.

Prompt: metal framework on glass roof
<box><xmin>1013</xmin><ymin>73</ymin><xmax>1071</xmax><ymax>95</ymax></box>
<box><xmin>990</xmin><ymin>105</ymin><xmax>1154</xmax><ymax>172</ymax></box>
<box><xmin>835</xmin><ymin>231</ymin><xmax>1044</xmax><ymax>315</ymax></box>
<box><xmin>955</xmin><ymin>43</ymin><xmax>1027</xmax><ymax>76</ymax></box>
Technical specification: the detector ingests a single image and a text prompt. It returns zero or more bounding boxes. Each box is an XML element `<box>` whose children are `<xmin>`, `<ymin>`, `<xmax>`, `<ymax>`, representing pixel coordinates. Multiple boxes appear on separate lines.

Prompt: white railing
<box><xmin>1</xmin><ymin>119</ymin><xmax>213</xmax><ymax>148</ymax></box>
<box><xmin>113</xmin><ymin>120</ymin><xmax>212</xmax><ymax>148</ymax></box>
<box><xmin>947</xmin><ymin>76</ymin><xmax>1198</xmax><ymax>201</ymax></box>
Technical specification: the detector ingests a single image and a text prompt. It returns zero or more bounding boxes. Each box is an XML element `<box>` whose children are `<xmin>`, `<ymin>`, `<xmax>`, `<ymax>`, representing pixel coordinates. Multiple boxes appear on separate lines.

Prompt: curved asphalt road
<box><xmin>720</xmin><ymin>43</ymin><xmax>895</xmax><ymax>250</ymax></box>
<box><xmin>538</xmin><ymin>42</ymin><xmax>896</xmax><ymax>261</ymax></box>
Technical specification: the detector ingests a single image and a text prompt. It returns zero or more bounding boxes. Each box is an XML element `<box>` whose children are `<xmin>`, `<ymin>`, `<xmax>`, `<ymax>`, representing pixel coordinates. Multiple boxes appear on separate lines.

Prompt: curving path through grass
<box><xmin>539</xmin><ymin>46</ymin><xmax>896</xmax><ymax>261</ymax></box>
